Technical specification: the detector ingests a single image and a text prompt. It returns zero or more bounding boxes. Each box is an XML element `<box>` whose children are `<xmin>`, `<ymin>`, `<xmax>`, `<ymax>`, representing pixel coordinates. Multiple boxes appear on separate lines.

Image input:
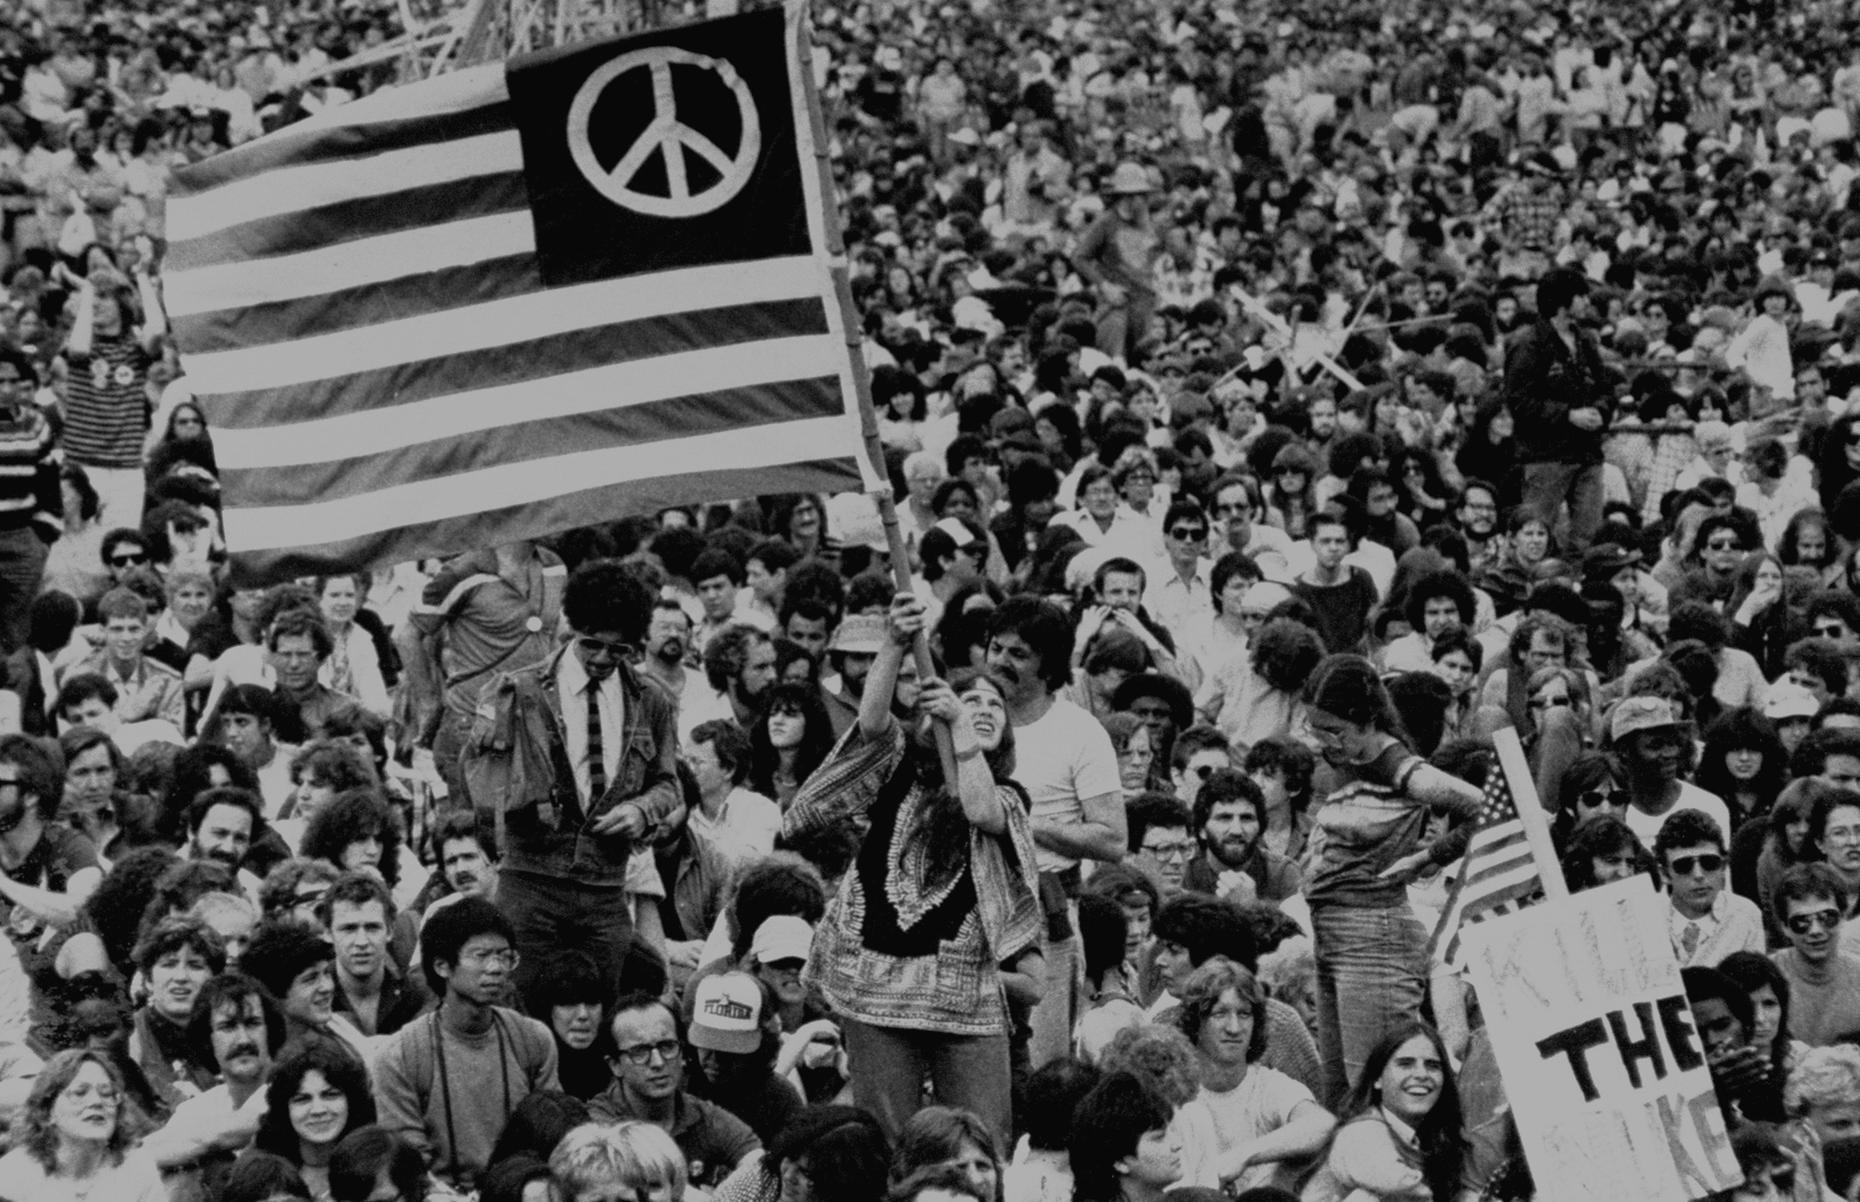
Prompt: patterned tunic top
<box><xmin>782</xmin><ymin>722</ymin><xmax>1042</xmax><ymax>1036</ymax></box>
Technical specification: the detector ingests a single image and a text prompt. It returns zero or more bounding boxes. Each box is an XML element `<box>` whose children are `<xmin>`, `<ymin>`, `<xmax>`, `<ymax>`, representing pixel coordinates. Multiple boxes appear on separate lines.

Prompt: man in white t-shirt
<box><xmin>985</xmin><ymin>596</ymin><xmax>1126</xmax><ymax>1067</ymax></box>
<box><xmin>1612</xmin><ymin>696</ymin><xmax>1731</xmax><ymax>845</ymax></box>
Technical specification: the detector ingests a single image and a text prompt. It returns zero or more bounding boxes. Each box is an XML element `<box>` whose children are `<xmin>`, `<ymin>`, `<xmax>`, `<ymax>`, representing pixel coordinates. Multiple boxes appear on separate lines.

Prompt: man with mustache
<box><xmin>1181</xmin><ymin>770</ymin><xmax>1302</xmax><ymax>905</ymax></box>
<box><xmin>636</xmin><ymin>600</ymin><xmax>693</xmax><ymax>702</ymax></box>
<box><xmin>184</xmin><ymin>786</ymin><xmax>262</xmax><ymax>886</ymax></box>
<box><xmin>145</xmin><ymin>974</ymin><xmax>286</xmax><ymax>1182</ymax></box>
<box><xmin>984</xmin><ymin>596</ymin><xmax>1126</xmax><ymax>1067</ymax></box>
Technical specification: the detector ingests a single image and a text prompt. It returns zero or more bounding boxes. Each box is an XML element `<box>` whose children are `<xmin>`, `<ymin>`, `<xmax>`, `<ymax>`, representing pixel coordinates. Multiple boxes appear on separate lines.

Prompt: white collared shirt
<box><xmin>556</xmin><ymin>650</ymin><xmax>623</xmax><ymax>806</ymax></box>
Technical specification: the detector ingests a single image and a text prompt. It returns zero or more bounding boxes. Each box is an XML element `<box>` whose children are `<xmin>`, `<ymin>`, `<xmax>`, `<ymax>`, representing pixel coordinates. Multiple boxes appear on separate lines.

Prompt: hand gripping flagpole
<box><xmin>787</xmin><ymin>0</ymin><xmax>958</xmax><ymax>783</ymax></box>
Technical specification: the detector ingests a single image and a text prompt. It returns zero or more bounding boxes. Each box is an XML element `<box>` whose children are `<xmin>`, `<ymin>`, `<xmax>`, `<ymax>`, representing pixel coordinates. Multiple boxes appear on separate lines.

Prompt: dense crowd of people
<box><xmin>5</xmin><ymin>0</ymin><xmax>1860</xmax><ymax>1200</ymax></box>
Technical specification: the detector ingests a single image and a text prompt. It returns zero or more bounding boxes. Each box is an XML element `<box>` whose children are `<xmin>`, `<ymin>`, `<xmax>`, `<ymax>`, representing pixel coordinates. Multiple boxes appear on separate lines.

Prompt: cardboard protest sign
<box><xmin>1461</xmin><ymin>876</ymin><xmax>1742</xmax><ymax>1202</ymax></box>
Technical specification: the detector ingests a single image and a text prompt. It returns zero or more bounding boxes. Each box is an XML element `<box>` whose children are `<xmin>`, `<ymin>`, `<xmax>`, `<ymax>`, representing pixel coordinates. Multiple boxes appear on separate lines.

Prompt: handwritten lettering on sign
<box><xmin>1461</xmin><ymin>877</ymin><xmax>1742</xmax><ymax>1202</ymax></box>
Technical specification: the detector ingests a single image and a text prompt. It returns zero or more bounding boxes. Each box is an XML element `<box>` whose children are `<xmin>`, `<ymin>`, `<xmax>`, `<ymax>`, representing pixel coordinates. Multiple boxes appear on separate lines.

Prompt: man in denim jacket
<box><xmin>468</xmin><ymin>560</ymin><xmax>681</xmax><ymax>1000</ymax></box>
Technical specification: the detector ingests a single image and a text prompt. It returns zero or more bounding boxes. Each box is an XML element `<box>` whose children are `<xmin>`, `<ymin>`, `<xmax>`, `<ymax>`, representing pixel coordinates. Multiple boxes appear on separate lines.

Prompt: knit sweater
<box><xmin>372</xmin><ymin>1007</ymin><xmax>559</xmax><ymax>1192</ymax></box>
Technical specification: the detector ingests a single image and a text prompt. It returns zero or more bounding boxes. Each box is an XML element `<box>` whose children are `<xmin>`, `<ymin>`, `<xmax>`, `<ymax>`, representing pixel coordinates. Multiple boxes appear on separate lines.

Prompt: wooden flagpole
<box><xmin>788</xmin><ymin>0</ymin><xmax>957</xmax><ymax>781</ymax></box>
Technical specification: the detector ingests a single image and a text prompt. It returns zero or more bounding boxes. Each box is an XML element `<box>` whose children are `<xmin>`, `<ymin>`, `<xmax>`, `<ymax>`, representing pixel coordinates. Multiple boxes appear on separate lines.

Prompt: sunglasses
<box><xmin>577</xmin><ymin>636</ymin><xmax>634</xmax><ymax>660</ymax></box>
<box><xmin>1817</xmin><ymin>624</ymin><xmax>1847</xmax><ymax>638</ymax></box>
<box><xmin>1786</xmin><ymin>908</ymin><xmax>1842</xmax><ymax>936</ymax></box>
<box><xmin>1189</xmin><ymin>764</ymin><xmax>1217</xmax><ymax>780</ymax></box>
<box><xmin>1577</xmin><ymin>788</ymin><xmax>1625</xmax><ymax>809</ymax></box>
<box><xmin>1169</xmin><ymin>526</ymin><xmax>1207</xmax><ymax>541</ymax></box>
<box><xmin>1703</xmin><ymin>539</ymin><xmax>1742</xmax><ymax>552</ymax></box>
<box><xmin>109</xmin><ymin>552</ymin><xmax>148</xmax><ymax>567</ymax></box>
<box><xmin>1666</xmin><ymin>853</ymin><xmax>1724</xmax><ymax>876</ymax></box>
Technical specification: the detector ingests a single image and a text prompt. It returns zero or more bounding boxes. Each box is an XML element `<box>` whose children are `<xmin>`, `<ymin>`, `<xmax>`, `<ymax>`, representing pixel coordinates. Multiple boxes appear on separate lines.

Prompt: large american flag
<box><xmin>1430</xmin><ymin>751</ymin><xmax>1548</xmax><ymax>970</ymax></box>
<box><xmin>164</xmin><ymin>4</ymin><xmax>876</xmax><ymax>582</ymax></box>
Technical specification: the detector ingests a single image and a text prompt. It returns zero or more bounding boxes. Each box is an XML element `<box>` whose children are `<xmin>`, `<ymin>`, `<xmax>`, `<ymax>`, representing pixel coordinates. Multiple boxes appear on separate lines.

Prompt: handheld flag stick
<box><xmin>788</xmin><ymin>0</ymin><xmax>958</xmax><ymax>781</ymax></box>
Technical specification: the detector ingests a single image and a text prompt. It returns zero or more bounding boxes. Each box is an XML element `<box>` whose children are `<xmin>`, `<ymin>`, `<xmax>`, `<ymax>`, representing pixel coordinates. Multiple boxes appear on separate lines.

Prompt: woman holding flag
<box><xmin>1299</xmin><ymin>656</ymin><xmax>1484</xmax><ymax>1108</ymax></box>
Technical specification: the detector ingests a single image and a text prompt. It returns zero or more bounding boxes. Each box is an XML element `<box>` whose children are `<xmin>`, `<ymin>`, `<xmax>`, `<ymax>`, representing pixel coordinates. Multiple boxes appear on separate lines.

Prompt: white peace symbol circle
<box><xmin>567</xmin><ymin>45</ymin><xmax>762</xmax><ymax>219</ymax></box>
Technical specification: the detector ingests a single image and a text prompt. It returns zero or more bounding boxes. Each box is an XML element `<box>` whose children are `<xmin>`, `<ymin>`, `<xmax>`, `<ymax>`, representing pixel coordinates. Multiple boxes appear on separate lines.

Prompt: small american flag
<box><xmin>1429</xmin><ymin>753</ymin><xmax>1547</xmax><ymax>971</ymax></box>
<box><xmin>164</xmin><ymin>4</ymin><xmax>876</xmax><ymax>581</ymax></box>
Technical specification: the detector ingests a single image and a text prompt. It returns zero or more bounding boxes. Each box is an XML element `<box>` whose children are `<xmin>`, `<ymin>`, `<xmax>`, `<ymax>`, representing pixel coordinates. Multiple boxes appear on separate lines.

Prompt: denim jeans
<box><xmin>1310</xmin><ymin>901</ymin><xmax>1428</xmax><ymax>1109</ymax></box>
<box><xmin>1521</xmin><ymin>460</ymin><xmax>1605</xmax><ymax>551</ymax></box>
<box><xmin>842</xmin><ymin>1017</ymin><xmax>1013</xmax><ymax>1150</ymax></box>
<box><xmin>1027</xmin><ymin>932</ymin><xmax>1078</xmax><ymax>1070</ymax></box>
<box><xmin>496</xmin><ymin>869</ymin><xmax>634</xmax><ymax>1003</ymax></box>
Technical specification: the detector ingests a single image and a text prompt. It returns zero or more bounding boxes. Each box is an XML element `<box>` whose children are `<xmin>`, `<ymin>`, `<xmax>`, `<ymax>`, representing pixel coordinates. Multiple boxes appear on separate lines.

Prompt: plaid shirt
<box><xmin>1484</xmin><ymin>182</ymin><xmax>1561</xmax><ymax>250</ymax></box>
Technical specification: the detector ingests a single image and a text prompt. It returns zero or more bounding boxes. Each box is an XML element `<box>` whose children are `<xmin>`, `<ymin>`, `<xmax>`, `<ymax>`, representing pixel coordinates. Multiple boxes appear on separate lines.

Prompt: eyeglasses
<box><xmin>1786</xmin><ymin>908</ymin><xmax>1843</xmax><ymax>936</ymax></box>
<box><xmin>1140</xmin><ymin>841</ymin><xmax>1193</xmax><ymax>860</ymax></box>
<box><xmin>462</xmin><ymin>948</ymin><xmax>520</xmax><ymax>969</ymax></box>
<box><xmin>1577</xmin><ymin>788</ymin><xmax>1625</xmax><ymax>809</ymax></box>
<box><xmin>1212</xmin><ymin>502</ymin><xmax>1249</xmax><ymax>517</ymax></box>
<box><xmin>1168</xmin><ymin>526</ymin><xmax>1207</xmax><ymax>542</ymax></box>
<box><xmin>108</xmin><ymin>552</ymin><xmax>147</xmax><ymax>567</ymax></box>
<box><xmin>1703</xmin><ymin>539</ymin><xmax>1742</xmax><ymax>552</ymax></box>
<box><xmin>1817</xmin><ymin>624</ymin><xmax>1847</xmax><ymax>639</ymax></box>
<box><xmin>615</xmin><ymin>1039</ymin><xmax>683</xmax><ymax>1066</ymax></box>
<box><xmin>1529</xmin><ymin>695</ymin><xmax>1572</xmax><ymax>711</ymax></box>
<box><xmin>578</xmin><ymin>636</ymin><xmax>634</xmax><ymax>660</ymax></box>
<box><xmin>1666</xmin><ymin>853</ymin><xmax>1724</xmax><ymax>876</ymax></box>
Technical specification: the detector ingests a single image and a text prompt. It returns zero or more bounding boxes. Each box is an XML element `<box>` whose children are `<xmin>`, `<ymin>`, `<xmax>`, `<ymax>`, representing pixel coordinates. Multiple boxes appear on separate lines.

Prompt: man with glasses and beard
<box><xmin>1181</xmin><ymin>770</ymin><xmax>1302</xmax><ymax>904</ymax></box>
<box><xmin>636</xmin><ymin>600</ymin><xmax>693</xmax><ymax>703</ymax></box>
<box><xmin>462</xmin><ymin>561</ymin><xmax>680</xmax><ymax>1003</ymax></box>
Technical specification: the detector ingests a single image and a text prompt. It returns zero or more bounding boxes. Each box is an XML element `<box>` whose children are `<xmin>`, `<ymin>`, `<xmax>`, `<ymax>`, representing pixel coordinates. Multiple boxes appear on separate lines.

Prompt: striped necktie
<box><xmin>586</xmin><ymin>682</ymin><xmax>606</xmax><ymax>803</ymax></box>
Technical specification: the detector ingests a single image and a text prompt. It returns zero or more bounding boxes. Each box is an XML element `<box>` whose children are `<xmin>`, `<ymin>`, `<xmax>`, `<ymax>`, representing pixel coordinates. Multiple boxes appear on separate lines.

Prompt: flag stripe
<box><xmin>219</xmin><ymin>379</ymin><xmax>850</xmax><ymax>504</ymax></box>
<box><xmin>224</xmin><ymin>416</ymin><xmax>865</xmax><ymax>551</ymax></box>
<box><xmin>207</xmin><ymin>330</ymin><xmax>843</xmax><ymax>465</ymax></box>
<box><xmin>170</xmin><ymin>66</ymin><xmax>513</xmax><ymax>194</ymax></box>
<box><xmin>171</xmin><ymin>253</ymin><xmax>538</xmax><ymax>355</ymax></box>
<box><xmin>167</xmin><ymin>172</ymin><xmax>531</xmax><ymax>277</ymax></box>
<box><xmin>201</xmin><ymin>298</ymin><xmax>830</xmax><ymax>437</ymax></box>
<box><xmin>238</xmin><ymin>456</ymin><xmax>863</xmax><ymax>580</ymax></box>
<box><xmin>169</xmin><ymin>130</ymin><xmax>523</xmax><ymax>247</ymax></box>
<box><xmin>167</xmin><ymin>211</ymin><xmax>535</xmax><ymax>318</ymax></box>
<box><xmin>176</xmin><ymin>254</ymin><xmax>824</xmax><ymax>396</ymax></box>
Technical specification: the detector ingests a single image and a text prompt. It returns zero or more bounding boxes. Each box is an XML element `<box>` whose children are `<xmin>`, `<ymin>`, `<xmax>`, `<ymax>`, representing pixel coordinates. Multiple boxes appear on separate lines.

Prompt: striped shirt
<box><xmin>62</xmin><ymin>337</ymin><xmax>151</xmax><ymax>468</ymax></box>
<box><xmin>0</xmin><ymin>402</ymin><xmax>62</xmax><ymax>537</ymax></box>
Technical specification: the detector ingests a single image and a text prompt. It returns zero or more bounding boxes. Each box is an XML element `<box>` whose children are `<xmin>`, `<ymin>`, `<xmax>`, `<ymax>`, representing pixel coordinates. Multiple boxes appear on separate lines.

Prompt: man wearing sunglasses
<box><xmin>1771</xmin><ymin>864</ymin><xmax>1860</xmax><ymax>1047</ymax></box>
<box><xmin>462</xmin><ymin>560</ymin><xmax>680</xmax><ymax>1004</ymax></box>
<box><xmin>1654</xmin><ymin>810</ymin><xmax>1762</xmax><ymax>967</ymax></box>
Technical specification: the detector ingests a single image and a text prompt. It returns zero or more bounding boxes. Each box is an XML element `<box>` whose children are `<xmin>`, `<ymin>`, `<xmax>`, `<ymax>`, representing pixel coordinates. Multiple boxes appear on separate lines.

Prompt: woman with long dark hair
<box><xmin>242</xmin><ymin>1040</ymin><xmax>375</xmax><ymax>1201</ymax></box>
<box><xmin>780</xmin><ymin>594</ymin><xmax>1043</xmax><ymax>1147</ymax></box>
<box><xmin>749</xmin><ymin>683</ymin><xmax>835</xmax><ymax>810</ymax></box>
<box><xmin>1304</xmin><ymin>1022</ymin><xmax>1467</xmax><ymax>1202</ymax></box>
<box><xmin>1697</xmin><ymin>708</ymin><xmax>1789</xmax><ymax>829</ymax></box>
<box><xmin>1300</xmin><ymin>656</ymin><xmax>1482</xmax><ymax>1107</ymax></box>
<box><xmin>710</xmin><ymin>1104</ymin><xmax>891</xmax><ymax>1202</ymax></box>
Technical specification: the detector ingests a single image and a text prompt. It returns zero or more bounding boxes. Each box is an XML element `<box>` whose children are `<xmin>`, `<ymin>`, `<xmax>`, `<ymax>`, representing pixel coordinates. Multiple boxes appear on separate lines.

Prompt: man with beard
<box><xmin>1181</xmin><ymin>770</ymin><xmax>1301</xmax><ymax>904</ymax></box>
<box><xmin>466</xmin><ymin>560</ymin><xmax>680</xmax><ymax>1002</ymax></box>
<box><xmin>145</xmin><ymin>974</ymin><xmax>287</xmax><ymax>1187</ymax></box>
<box><xmin>129</xmin><ymin>915</ymin><xmax>225</xmax><ymax>1109</ymax></box>
<box><xmin>1454</xmin><ymin>480</ymin><xmax>1503</xmax><ymax>577</ymax></box>
<box><xmin>985</xmin><ymin>597</ymin><xmax>1125</xmax><ymax>1066</ymax></box>
<box><xmin>184</xmin><ymin>786</ymin><xmax>263</xmax><ymax>896</ymax></box>
<box><xmin>323</xmin><ymin>871</ymin><xmax>425</xmax><ymax>1038</ymax></box>
<box><xmin>817</xmin><ymin>614</ymin><xmax>882</xmax><ymax>737</ymax></box>
<box><xmin>680</xmin><ymin>623</ymin><xmax>776</xmax><ymax>743</ymax></box>
<box><xmin>636</xmin><ymin>600</ymin><xmax>693</xmax><ymax>702</ymax></box>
